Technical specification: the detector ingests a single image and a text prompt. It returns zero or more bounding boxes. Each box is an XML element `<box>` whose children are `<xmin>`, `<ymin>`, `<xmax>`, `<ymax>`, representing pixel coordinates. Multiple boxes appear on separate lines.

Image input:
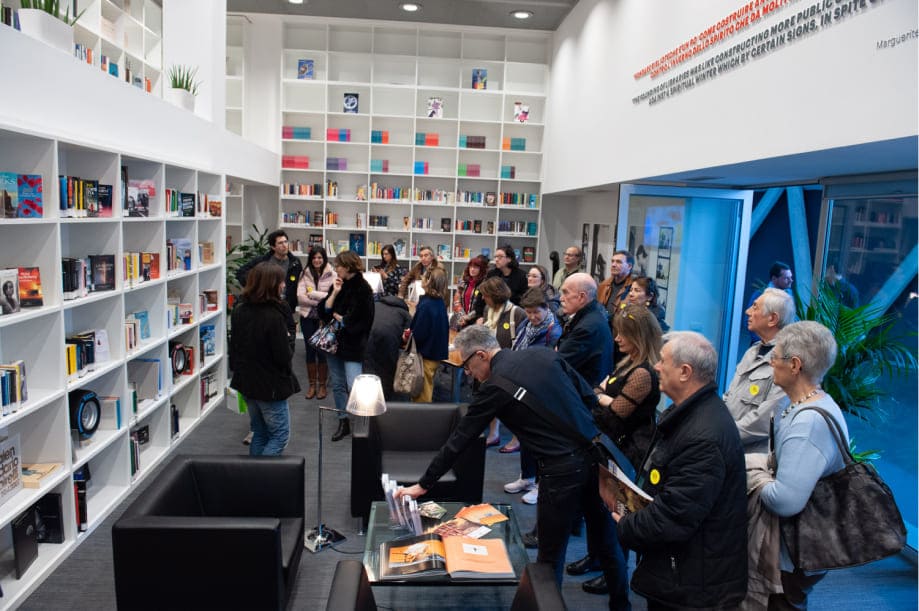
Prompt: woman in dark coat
<box><xmin>318</xmin><ymin>250</ymin><xmax>374</xmax><ymax>442</ymax></box>
<box><xmin>230</xmin><ymin>262</ymin><xmax>301</xmax><ymax>456</ymax></box>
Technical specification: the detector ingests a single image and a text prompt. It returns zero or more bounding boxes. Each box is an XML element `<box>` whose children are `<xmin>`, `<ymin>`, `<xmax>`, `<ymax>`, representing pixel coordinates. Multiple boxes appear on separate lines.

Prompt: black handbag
<box><xmin>778</xmin><ymin>407</ymin><xmax>906</xmax><ymax>571</ymax></box>
<box><xmin>308</xmin><ymin>319</ymin><xmax>341</xmax><ymax>354</ymax></box>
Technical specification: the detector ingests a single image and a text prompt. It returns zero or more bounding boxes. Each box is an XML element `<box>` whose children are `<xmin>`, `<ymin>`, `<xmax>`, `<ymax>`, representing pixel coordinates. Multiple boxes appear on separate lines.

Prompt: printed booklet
<box><xmin>379</xmin><ymin>533</ymin><xmax>514</xmax><ymax>581</ymax></box>
<box><xmin>599</xmin><ymin>460</ymin><xmax>652</xmax><ymax>516</ymax></box>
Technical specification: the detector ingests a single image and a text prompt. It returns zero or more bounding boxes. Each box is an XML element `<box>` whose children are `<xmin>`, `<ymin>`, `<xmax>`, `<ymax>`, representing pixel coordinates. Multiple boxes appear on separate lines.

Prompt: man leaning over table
<box><xmin>396</xmin><ymin>324</ymin><xmax>631</xmax><ymax>611</ymax></box>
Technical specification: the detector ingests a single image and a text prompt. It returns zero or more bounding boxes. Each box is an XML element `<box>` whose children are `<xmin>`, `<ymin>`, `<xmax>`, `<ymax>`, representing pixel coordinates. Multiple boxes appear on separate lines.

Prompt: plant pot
<box><xmin>17</xmin><ymin>8</ymin><xmax>74</xmax><ymax>55</ymax></box>
<box><xmin>165</xmin><ymin>88</ymin><xmax>196</xmax><ymax>112</ymax></box>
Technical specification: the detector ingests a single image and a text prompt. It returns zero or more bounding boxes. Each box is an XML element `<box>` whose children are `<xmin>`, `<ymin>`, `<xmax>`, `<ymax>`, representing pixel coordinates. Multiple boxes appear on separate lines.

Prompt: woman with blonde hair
<box><xmin>408</xmin><ymin>268</ymin><xmax>449</xmax><ymax>402</ymax></box>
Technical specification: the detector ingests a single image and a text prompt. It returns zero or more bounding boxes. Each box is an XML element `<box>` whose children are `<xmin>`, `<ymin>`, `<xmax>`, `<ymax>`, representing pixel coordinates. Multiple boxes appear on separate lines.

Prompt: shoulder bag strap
<box><xmin>488</xmin><ymin>373</ymin><xmax>593</xmax><ymax>450</ymax></box>
<box><xmin>791</xmin><ymin>406</ymin><xmax>854</xmax><ymax>466</ymax></box>
<box><xmin>509</xmin><ymin>306</ymin><xmax>517</xmax><ymax>341</ymax></box>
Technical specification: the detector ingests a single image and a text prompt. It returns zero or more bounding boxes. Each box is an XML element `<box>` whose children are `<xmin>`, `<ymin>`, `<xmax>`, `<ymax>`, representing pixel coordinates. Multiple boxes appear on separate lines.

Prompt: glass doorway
<box><xmin>617</xmin><ymin>185</ymin><xmax>753</xmax><ymax>388</ymax></box>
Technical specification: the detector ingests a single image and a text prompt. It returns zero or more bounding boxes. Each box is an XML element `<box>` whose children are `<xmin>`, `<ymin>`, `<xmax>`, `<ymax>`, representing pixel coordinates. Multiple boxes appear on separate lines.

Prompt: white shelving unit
<box><xmin>71</xmin><ymin>0</ymin><xmax>164</xmax><ymax>95</ymax></box>
<box><xmin>277</xmin><ymin>20</ymin><xmax>548</xmax><ymax>281</ymax></box>
<box><xmin>225</xmin><ymin>14</ymin><xmax>245</xmax><ymax>137</ymax></box>
<box><xmin>0</xmin><ymin>124</ymin><xmax>226</xmax><ymax>607</ymax></box>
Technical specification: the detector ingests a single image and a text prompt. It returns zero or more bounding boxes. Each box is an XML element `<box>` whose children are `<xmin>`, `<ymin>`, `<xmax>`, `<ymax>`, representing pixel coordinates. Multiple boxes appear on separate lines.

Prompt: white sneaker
<box><xmin>522</xmin><ymin>485</ymin><xmax>539</xmax><ymax>505</ymax></box>
<box><xmin>504</xmin><ymin>477</ymin><xmax>536</xmax><ymax>494</ymax></box>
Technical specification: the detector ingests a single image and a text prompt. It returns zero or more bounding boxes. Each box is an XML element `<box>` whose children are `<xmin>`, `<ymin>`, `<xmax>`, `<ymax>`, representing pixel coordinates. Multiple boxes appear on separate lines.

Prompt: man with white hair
<box><xmin>615</xmin><ymin>331</ymin><xmax>748</xmax><ymax>610</ymax></box>
<box><xmin>724</xmin><ymin>287</ymin><xmax>796</xmax><ymax>454</ymax></box>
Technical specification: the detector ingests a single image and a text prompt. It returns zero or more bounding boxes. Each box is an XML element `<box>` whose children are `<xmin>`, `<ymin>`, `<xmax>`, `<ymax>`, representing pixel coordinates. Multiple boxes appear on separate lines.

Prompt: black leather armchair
<box><xmin>350</xmin><ymin>402</ymin><xmax>485</xmax><ymax>526</ymax></box>
<box><xmin>326</xmin><ymin>560</ymin><xmax>377</xmax><ymax>611</ymax></box>
<box><xmin>112</xmin><ymin>454</ymin><xmax>305</xmax><ymax>611</ymax></box>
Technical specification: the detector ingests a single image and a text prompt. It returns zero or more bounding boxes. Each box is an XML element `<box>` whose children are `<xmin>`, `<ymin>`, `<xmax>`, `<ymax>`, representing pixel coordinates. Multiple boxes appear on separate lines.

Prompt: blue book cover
<box><xmin>472</xmin><ymin>68</ymin><xmax>487</xmax><ymax>90</ymax></box>
<box><xmin>133</xmin><ymin>310</ymin><xmax>151</xmax><ymax>340</ymax></box>
<box><xmin>349</xmin><ymin>232</ymin><xmax>365</xmax><ymax>256</ymax></box>
<box><xmin>0</xmin><ymin>172</ymin><xmax>17</xmax><ymax>218</ymax></box>
<box><xmin>200</xmin><ymin>324</ymin><xmax>216</xmax><ymax>356</ymax></box>
<box><xmin>297</xmin><ymin>59</ymin><xmax>314</xmax><ymax>80</ymax></box>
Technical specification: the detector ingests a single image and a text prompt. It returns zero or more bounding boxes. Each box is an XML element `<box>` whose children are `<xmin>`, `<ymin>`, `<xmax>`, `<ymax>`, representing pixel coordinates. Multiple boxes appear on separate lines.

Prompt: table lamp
<box><xmin>305</xmin><ymin>374</ymin><xmax>387</xmax><ymax>552</ymax></box>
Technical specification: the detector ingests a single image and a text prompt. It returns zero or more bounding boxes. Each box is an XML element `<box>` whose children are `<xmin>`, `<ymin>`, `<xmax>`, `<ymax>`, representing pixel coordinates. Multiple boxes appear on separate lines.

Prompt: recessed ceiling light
<box><xmin>288</xmin><ymin>0</ymin><xmax>304</xmax><ymax>5</ymax></box>
<box><xmin>511</xmin><ymin>10</ymin><xmax>534</xmax><ymax>19</ymax></box>
<box><xmin>401</xmin><ymin>2</ymin><xmax>422</xmax><ymax>12</ymax></box>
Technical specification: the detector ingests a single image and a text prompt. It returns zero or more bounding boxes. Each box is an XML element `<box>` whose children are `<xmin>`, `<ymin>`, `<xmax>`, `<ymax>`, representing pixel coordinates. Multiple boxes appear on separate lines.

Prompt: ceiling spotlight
<box><xmin>288</xmin><ymin>0</ymin><xmax>304</xmax><ymax>4</ymax></box>
<box><xmin>511</xmin><ymin>10</ymin><xmax>534</xmax><ymax>19</ymax></box>
<box><xmin>401</xmin><ymin>2</ymin><xmax>421</xmax><ymax>11</ymax></box>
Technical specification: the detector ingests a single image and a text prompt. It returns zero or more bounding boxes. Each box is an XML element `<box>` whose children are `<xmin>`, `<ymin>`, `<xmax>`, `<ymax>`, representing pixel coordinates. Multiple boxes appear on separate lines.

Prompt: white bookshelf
<box><xmin>225</xmin><ymin>14</ymin><xmax>246</xmax><ymax>138</ymax></box>
<box><xmin>276</xmin><ymin>19</ymin><xmax>548</xmax><ymax>280</ymax></box>
<box><xmin>0</xmin><ymin>124</ymin><xmax>226</xmax><ymax>607</ymax></box>
<box><xmin>71</xmin><ymin>0</ymin><xmax>164</xmax><ymax>95</ymax></box>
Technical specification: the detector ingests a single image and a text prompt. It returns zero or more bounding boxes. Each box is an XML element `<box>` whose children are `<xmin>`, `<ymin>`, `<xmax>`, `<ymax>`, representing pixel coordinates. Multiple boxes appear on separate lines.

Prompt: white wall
<box><xmin>544</xmin><ymin>0</ymin><xmax>918</xmax><ymax>193</ymax></box>
<box><xmin>540</xmin><ymin>190</ymin><xmax>620</xmax><ymax>267</ymax></box>
<box><xmin>242</xmin><ymin>15</ymin><xmax>283</xmax><ymax>152</ymax></box>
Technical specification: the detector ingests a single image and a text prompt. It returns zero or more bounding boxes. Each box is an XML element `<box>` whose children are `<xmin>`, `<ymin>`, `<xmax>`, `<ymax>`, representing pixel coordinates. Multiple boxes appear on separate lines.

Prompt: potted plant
<box><xmin>17</xmin><ymin>0</ymin><xmax>84</xmax><ymax>54</ymax></box>
<box><xmin>165</xmin><ymin>64</ymin><xmax>202</xmax><ymax>112</ymax></box>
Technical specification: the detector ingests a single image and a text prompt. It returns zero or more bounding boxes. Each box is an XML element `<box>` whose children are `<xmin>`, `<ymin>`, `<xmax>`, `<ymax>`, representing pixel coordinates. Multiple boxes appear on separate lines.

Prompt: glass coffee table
<box><xmin>362</xmin><ymin>501</ymin><xmax>529</xmax><ymax>585</ymax></box>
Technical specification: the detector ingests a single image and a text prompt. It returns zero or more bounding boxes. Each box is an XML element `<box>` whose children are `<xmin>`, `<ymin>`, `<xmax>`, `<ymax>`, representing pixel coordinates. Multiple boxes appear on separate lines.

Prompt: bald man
<box><xmin>556</xmin><ymin>273</ymin><xmax>614</xmax><ymax>387</ymax></box>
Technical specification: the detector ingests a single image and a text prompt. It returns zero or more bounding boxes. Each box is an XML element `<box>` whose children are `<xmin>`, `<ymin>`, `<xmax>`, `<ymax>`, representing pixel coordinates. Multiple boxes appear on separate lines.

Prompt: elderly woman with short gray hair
<box><xmin>759</xmin><ymin>320</ymin><xmax>848</xmax><ymax>609</ymax></box>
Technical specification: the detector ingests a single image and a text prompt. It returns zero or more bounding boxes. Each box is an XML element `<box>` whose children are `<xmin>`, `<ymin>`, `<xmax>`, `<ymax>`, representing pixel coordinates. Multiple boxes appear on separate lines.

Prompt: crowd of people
<box><xmin>230</xmin><ymin>231</ymin><xmax>858</xmax><ymax>610</ymax></box>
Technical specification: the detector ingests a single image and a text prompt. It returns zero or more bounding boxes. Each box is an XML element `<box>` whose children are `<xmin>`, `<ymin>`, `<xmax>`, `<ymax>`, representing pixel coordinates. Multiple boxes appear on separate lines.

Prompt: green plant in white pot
<box><xmin>18</xmin><ymin>0</ymin><xmax>85</xmax><ymax>54</ymax></box>
<box><xmin>166</xmin><ymin>65</ymin><xmax>202</xmax><ymax>112</ymax></box>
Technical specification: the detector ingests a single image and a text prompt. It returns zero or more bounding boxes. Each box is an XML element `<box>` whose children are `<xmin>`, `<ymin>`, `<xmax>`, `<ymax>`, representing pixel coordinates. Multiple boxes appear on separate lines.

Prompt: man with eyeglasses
<box><xmin>723</xmin><ymin>287</ymin><xmax>794</xmax><ymax>454</ymax></box>
<box><xmin>553</xmin><ymin>246</ymin><xmax>583</xmax><ymax>290</ymax></box>
<box><xmin>395</xmin><ymin>325</ymin><xmax>632</xmax><ymax>611</ymax></box>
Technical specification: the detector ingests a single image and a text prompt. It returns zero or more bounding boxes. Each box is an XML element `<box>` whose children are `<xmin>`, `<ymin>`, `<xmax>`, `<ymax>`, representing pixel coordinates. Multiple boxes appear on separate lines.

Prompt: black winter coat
<box><xmin>235</xmin><ymin>252</ymin><xmax>304</xmax><ymax>315</ymax></box>
<box><xmin>618</xmin><ymin>384</ymin><xmax>747</xmax><ymax>609</ymax></box>
<box><xmin>362</xmin><ymin>296</ymin><xmax>411</xmax><ymax>400</ymax></box>
<box><xmin>318</xmin><ymin>273</ymin><xmax>374</xmax><ymax>362</ymax></box>
<box><xmin>556</xmin><ymin>300</ymin><xmax>614</xmax><ymax>387</ymax></box>
<box><xmin>229</xmin><ymin>300</ymin><xmax>301</xmax><ymax>401</ymax></box>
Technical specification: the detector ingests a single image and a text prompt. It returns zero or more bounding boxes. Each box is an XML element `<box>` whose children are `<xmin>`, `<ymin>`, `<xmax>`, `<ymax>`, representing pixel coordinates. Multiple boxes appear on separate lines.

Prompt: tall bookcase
<box><xmin>71</xmin><ymin>0</ymin><xmax>164</xmax><ymax>95</ymax></box>
<box><xmin>225</xmin><ymin>14</ymin><xmax>246</xmax><ymax>137</ymax></box>
<box><xmin>0</xmin><ymin>124</ymin><xmax>226</xmax><ymax>607</ymax></box>
<box><xmin>277</xmin><ymin>20</ymin><xmax>548</xmax><ymax>281</ymax></box>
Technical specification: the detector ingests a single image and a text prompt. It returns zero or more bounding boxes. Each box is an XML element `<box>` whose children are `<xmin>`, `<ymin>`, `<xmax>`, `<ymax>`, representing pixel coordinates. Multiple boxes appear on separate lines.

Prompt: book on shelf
<box><xmin>95</xmin><ymin>183</ymin><xmax>113</xmax><ymax>217</ymax></box>
<box><xmin>349</xmin><ymin>233</ymin><xmax>365</xmax><ymax>256</ymax></box>
<box><xmin>441</xmin><ymin>217</ymin><xmax>452</xmax><ymax>232</ymax></box>
<box><xmin>343</xmin><ymin>93</ymin><xmax>359</xmax><ymax>114</ymax></box>
<box><xmin>201</xmin><ymin>371</ymin><xmax>220</xmax><ymax>405</ymax></box>
<box><xmin>129</xmin><ymin>310</ymin><xmax>151</xmax><ymax>341</ymax></box>
<box><xmin>522</xmin><ymin>246</ymin><xmax>535</xmax><ymax>263</ymax></box>
<box><xmin>471</xmin><ymin>68</ymin><xmax>487</xmax><ymax>90</ymax></box>
<box><xmin>200</xmin><ymin>323</ymin><xmax>216</xmax><ymax>359</ymax></box>
<box><xmin>513</xmin><ymin>101</ymin><xmax>530</xmax><ymax>124</ymax></box>
<box><xmin>98</xmin><ymin>395</ymin><xmax>121</xmax><ymax>430</ymax></box>
<box><xmin>20</xmin><ymin>463</ymin><xmax>62</xmax><ymax>489</ymax></box>
<box><xmin>199</xmin><ymin>241</ymin><xmax>215</xmax><ymax>265</ymax></box>
<box><xmin>426</xmin><ymin>97</ymin><xmax>443</xmax><ymax>118</ymax></box>
<box><xmin>141</xmin><ymin>251</ymin><xmax>160</xmax><ymax>281</ymax></box>
<box><xmin>0</xmin><ymin>267</ymin><xmax>21</xmax><ymax>315</ymax></box>
<box><xmin>0</xmin><ymin>172</ymin><xmax>17</xmax><ymax>218</ymax></box>
<box><xmin>0</xmin><ymin>360</ymin><xmax>28</xmax><ymax>415</ymax></box>
<box><xmin>82</xmin><ymin>179</ymin><xmax>99</xmax><ymax>217</ymax></box>
<box><xmin>180</xmin><ymin>192</ymin><xmax>196</xmax><ymax>217</ymax></box>
<box><xmin>167</xmin><ymin>238</ymin><xmax>194</xmax><ymax>271</ymax></box>
<box><xmin>12</xmin><ymin>505</ymin><xmax>38</xmax><ymax>578</ymax></box>
<box><xmin>128</xmin><ymin>358</ymin><xmax>162</xmax><ymax>403</ymax></box>
<box><xmin>2</xmin><ymin>173</ymin><xmax>43</xmax><ymax>218</ymax></box>
<box><xmin>599</xmin><ymin>459</ymin><xmax>652</xmax><ymax>516</ymax></box>
<box><xmin>74</xmin><ymin>476</ymin><xmax>88</xmax><ymax>532</ymax></box>
<box><xmin>93</xmin><ymin>329</ymin><xmax>111</xmax><ymax>364</ymax></box>
<box><xmin>379</xmin><ymin>533</ymin><xmax>514</xmax><ymax>581</ymax></box>
<box><xmin>0</xmin><ymin>433</ymin><xmax>23</xmax><ymax>508</ymax></box>
<box><xmin>297</xmin><ymin>58</ymin><xmax>314</xmax><ymax>79</ymax></box>
<box><xmin>208</xmin><ymin>198</ymin><xmax>222</xmax><ymax>217</ymax></box>
<box><xmin>203</xmin><ymin>289</ymin><xmax>219</xmax><ymax>311</ymax></box>
<box><xmin>90</xmin><ymin>254</ymin><xmax>116</xmax><ymax>291</ymax></box>
<box><xmin>33</xmin><ymin>492</ymin><xmax>65</xmax><ymax>543</ymax></box>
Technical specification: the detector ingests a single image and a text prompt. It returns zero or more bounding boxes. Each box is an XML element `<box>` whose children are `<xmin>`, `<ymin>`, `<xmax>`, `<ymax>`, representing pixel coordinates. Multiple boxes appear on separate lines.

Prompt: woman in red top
<box><xmin>454</xmin><ymin>255</ymin><xmax>489</xmax><ymax>328</ymax></box>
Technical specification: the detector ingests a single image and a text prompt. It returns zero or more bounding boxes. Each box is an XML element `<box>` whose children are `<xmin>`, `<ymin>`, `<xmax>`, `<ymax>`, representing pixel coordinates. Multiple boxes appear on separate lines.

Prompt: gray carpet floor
<box><xmin>20</xmin><ymin>346</ymin><xmax>919</xmax><ymax>610</ymax></box>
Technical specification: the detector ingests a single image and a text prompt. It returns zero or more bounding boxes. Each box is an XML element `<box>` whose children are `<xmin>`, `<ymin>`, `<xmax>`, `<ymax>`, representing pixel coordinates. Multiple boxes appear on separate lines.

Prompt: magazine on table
<box><xmin>379</xmin><ymin>533</ymin><xmax>514</xmax><ymax>580</ymax></box>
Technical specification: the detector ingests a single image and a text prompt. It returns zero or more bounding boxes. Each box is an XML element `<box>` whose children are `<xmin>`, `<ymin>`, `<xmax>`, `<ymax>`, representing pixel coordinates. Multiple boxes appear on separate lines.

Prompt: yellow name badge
<box><xmin>503</xmin><ymin>322</ymin><xmax>510</xmax><ymax>330</ymax></box>
<box><xmin>290</xmin><ymin>275</ymin><xmax>297</xmax><ymax>282</ymax></box>
<box><xmin>608</xmin><ymin>376</ymin><xmax>617</xmax><ymax>385</ymax></box>
<box><xmin>649</xmin><ymin>469</ymin><xmax>661</xmax><ymax>485</ymax></box>
<box><xmin>750</xmin><ymin>384</ymin><xmax>760</xmax><ymax>396</ymax></box>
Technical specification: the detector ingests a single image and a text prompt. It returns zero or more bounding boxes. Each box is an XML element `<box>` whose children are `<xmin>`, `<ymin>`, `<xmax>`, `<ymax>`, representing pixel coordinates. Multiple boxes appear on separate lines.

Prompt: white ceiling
<box><xmin>226</xmin><ymin>0</ymin><xmax>579</xmax><ymax>31</ymax></box>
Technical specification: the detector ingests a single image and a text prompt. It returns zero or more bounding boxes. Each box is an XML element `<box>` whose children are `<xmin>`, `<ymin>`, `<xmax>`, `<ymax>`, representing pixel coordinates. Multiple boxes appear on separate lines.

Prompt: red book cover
<box><xmin>17</xmin><ymin>267</ymin><xmax>43</xmax><ymax>307</ymax></box>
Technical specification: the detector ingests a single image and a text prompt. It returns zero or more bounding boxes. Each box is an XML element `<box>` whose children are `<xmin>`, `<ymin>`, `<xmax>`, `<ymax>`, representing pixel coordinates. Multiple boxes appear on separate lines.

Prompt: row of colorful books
<box><xmin>0</xmin><ymin>173</ymin><xmax>43</xmax><ymax>218</ymax></box>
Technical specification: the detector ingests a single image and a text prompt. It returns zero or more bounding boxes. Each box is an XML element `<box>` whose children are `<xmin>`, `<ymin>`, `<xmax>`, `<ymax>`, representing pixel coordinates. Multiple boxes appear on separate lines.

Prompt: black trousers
<box><xmin>767</xmin><ymin>568</ymin><xmax>827</xmax><ymax>610</ymax></box>
<box><xmin>535</xmin><ymin>450</ymin><xmax>631</xmax><ymax>611</ymax></box>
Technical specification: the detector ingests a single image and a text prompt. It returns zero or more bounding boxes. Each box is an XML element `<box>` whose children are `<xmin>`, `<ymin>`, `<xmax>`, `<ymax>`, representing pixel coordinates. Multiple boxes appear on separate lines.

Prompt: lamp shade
<box><xmin>346</xmin><ymin>374</ymin><xmax>387</xmax><ymax>417</ymax></box>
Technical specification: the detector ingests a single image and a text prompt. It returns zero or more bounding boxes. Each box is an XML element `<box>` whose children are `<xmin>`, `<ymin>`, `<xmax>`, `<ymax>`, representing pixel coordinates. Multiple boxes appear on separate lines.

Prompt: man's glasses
<box><xmin>461</xmin><ymin>351</ymin><xmax>480</xmax><ymax>374</ymax></box>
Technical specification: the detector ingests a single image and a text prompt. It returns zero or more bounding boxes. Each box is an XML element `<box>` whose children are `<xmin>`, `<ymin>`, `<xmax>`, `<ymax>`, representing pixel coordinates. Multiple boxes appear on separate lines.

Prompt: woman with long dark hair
<box><xmin>230</xmin><ymin>262</ymin><xmax>301</xmax><ymax>455</ymax></box>
<box><xmin>374</xmin><ymin>244</ymin><xmax>406</xmax><ymax>297</ymax></box>
<box><xmin>454</xmin><ymin>254</ymin><xmax>488</xmax><ymax>328</ymax></box>
<box><xmin>484</xmin><ymin>244</ymin><xmax>528</xmax><ymax>305</ymax></box>
<box><xmin>297</xmin><ymin>245</ymin><xmax>335</xmax><ymax>399</ymax></box>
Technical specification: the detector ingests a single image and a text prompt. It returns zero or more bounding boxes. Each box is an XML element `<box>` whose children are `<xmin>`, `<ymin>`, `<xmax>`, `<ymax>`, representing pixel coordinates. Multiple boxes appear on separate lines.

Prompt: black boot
<box><xmin>331</xmin><ymin>418</ymin><xmax>351</xmax><ymax>442</ymax></box>
<box><xmin>566</xmin><ymin>554</ymin><xmax>601</xmax><ymax>575</ymax></box>
<box><xmin>582</xmin><ymin>574</ymin><xmax>608</xmax><ymax>595</ymax></box>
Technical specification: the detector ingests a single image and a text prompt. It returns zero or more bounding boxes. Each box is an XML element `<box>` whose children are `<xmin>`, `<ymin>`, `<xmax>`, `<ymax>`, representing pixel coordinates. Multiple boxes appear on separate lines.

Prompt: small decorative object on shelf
<box><xmin>426</xmin><ymin>97</ymin><xmax>443</xmax><ymax>118</ymax></box>
<box><xmin>166</xmin><ymin>64</ymin><xmax>201</xmax><ymax>112</ymax></box>
<box><xmin>513</xmin><ymin>101</ymin><xmax>529</xmax><ymax>124</ymax></box>
<box><xmin>297</xmin><ymin>59</ymin><xmax>314</xmax><ymax>80</ymax></box>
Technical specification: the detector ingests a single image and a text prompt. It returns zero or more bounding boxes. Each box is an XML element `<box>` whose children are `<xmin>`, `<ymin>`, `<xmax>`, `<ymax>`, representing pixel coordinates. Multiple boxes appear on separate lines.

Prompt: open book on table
<box><xmin>379</xmin><ymin>533</ymin><xmax>514</xmax><ymax>581</ymax></box>
<box><xmin>599</xmin><ymin>459</ymin><xmax>653</xmax><ymax>516</ymax></box>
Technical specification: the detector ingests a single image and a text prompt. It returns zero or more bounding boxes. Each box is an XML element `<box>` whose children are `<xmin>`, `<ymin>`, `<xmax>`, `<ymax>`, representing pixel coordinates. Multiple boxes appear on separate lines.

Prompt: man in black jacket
<box><xmin>616</xmin><ymin>331</ymin><xmax>747</xmax><ymax>610</ymax></box>
<box><xmin>396</xmin><ymin>325</ymin><xmax>631</xmax><ymax>611</ymax></box>
<box><xmin>235</xmin><ymin>229</ymin><xmax>304</xmax><ymax>317</ymax></box>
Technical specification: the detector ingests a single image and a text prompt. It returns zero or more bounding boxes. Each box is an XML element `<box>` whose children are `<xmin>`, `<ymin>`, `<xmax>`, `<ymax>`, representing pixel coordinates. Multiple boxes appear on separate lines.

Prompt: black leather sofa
<box><xmin>112</xmin><ymin>454</ymin><xmax>305</xmax><ymax>611</ymax></box>
<box><xmin>350</xmin><ymin>402</ymin><xmax>486</xmax><ymax>526</ymax></box>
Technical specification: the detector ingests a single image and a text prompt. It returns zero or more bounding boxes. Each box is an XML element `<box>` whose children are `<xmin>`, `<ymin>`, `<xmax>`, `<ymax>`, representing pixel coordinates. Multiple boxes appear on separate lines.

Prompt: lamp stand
<box><xmin>304</xmin><ymin>406</ymin><xmax>346</xmax><ymax>553</ymax></box>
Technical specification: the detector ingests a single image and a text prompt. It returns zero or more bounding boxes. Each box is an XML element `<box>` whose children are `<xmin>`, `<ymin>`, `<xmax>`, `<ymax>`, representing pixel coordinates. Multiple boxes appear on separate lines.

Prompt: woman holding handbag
<box><xmin>759</xmin><ymin>320</ymin><xmax>848</xmax><ymax>609</ymax></box>
<box><xmin>317</xmin><ymin>250</ymin><xmax>374</xmax><ymax>442</ymax></box>
<box><xmin>229</xmin><ymin>262</ymin><xmax>301</xmax><ymax>456</ymax></box>
<box><xmin>408</xmin><ymin>268</ymin><xmax>449</xmax><ymax>402</ymax></box>
<box><xmin>297</xmin><ymin>246</ymin><xmax>335</xmax><ymax>399</ymax></box>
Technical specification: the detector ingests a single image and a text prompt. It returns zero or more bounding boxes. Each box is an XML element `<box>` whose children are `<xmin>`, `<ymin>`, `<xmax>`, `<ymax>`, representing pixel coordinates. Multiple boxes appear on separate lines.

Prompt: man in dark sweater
<box><xmin>615</xmin><ymin>331</ymin><xmax>747</xmax><ymax>610</ymax></box>
<box><xmin>396</xmin><ymin>325</ymin><xmax>631</xmax><ymax>611</ymax></box>
<box><xmin>235</xmin><ymin>229</ymin><xmax>304</xmax><ymax>317</ymax></box>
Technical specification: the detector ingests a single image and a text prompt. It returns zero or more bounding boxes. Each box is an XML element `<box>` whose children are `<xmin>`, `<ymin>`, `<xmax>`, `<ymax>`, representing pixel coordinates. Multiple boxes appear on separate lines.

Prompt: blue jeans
<box><xmin>247</xmin><ymin>398</ymin><xmax>290</xmax><ymax>456</ymax></box>
<box><xmin>325</xmin><ymin>354</ymin><xmax>362</xmax><ymax>419</ymax></box>
<box><xmin>536</xmin><ymin>451</ymin><xmax>630</xmax><ymax>611</ymax></box>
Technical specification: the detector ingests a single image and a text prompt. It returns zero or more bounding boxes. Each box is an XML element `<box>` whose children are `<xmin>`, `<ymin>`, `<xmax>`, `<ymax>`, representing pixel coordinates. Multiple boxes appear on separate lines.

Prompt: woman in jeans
<box><xmin>318</xmin><ymin>250</ymin><xmax>374</xmax><ymax>442</ymax></box>
<box><xmin>230</xmin><ymin>262</ymin><xmax>301</xmax><ymax>455</ymax></box>
<box><xmin>297</xmin><ymin>245</ymin><xmax>335</xmax><ymax>399</ymax></box>
<box><xmin>409</xmin><ymin>268</ymin><xmax>449</xmax><ymax>402</ymax></box>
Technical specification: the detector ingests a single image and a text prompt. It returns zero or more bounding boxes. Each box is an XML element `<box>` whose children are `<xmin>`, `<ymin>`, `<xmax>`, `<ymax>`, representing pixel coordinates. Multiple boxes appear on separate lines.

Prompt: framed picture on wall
<box><xmin>657</xmin><ymin>287</ymin><xmax>668</xmax><ymax>312</ymax></box>
<box><xmin>658</xmin><ymin>226</ymin><xmax>673</xmax><ymax>256</ymax></box>
<box><xmin>656</xmin><ymin>257</ymin><xmax>670</xmax><ymax>288</ymax></box>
